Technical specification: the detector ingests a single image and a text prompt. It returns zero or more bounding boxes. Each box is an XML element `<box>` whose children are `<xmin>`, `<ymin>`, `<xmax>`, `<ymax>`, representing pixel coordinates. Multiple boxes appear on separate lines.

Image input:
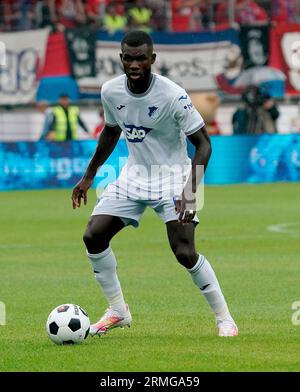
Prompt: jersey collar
<box><xmin>125</xmin><ymin>73</ymin><xmax>156</xmax><ymax>98</ymax></box>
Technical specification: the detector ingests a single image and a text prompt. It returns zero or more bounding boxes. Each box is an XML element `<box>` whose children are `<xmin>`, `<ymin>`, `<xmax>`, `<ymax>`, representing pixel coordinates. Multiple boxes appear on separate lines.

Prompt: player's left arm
<box><xmin>188</xmin><ymin>124</ymin><xmax>212</xmax><ymax>182</ymax></box>
<box><xmin>176</xmin><ymin>125</ymin><xmax>212</xmax><ymax>223</ymax></box>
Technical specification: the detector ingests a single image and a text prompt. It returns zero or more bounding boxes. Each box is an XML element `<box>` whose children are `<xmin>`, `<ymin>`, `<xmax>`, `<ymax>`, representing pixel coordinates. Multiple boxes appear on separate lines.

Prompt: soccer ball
<box><xmin>46</xmin><ymin>304</ymin><xmax>90</xmax><ymax>345</ymax></box>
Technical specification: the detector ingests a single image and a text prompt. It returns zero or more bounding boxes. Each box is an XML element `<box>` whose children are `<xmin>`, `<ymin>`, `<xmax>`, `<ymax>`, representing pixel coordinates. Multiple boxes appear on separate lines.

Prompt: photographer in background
<box><xmin>232</xmin><ymin>85</ymin><xmax>280</xmax><ymax>134</ymax></box>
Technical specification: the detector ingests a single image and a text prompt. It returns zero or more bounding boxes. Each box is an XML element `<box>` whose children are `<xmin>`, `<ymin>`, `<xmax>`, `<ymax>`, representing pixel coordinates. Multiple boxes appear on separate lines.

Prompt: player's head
<box><xmin>120</xmin><ymin>30</ymin><xmax>156</xmax><ymax>84</ymax></box>
<box><xmin>59</xmin><ymin>93</ymin><xmax>70</xmax><ymax>108</ymax></box>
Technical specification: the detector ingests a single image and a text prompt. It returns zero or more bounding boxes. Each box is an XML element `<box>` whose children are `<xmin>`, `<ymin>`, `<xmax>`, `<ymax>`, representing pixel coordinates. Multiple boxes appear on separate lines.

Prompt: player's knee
<box><xmin>83</xmin><ymin>229</ymin><xmax>94</xmax><ymax>248</ymax></box>
<box><xmin>83</xmin><ymin>228</ymin><xmax>107</xmax><ymax>253</ymax></box>
<box><xmin>174</xmin><ymin>247</ymin><xmax>198</xmax><ymax>269</ymax></box>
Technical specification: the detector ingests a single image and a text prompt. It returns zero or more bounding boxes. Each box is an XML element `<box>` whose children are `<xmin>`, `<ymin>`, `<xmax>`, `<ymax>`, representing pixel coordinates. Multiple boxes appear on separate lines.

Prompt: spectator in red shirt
<box><xmin>85</xmin><ymin>0</ymin><xmax>109</xmax><ymax>27</ymax></box>
<box><xmin>216</xmin><ymin>0</ymin><xmax>268</xmax><ymax>26</ymax></box>
<box><xmin>56</xmin><ymin>0</ymin><xmax>86</xmax><ymax>30</ymax></box>
<box><xmin>236</xmin><ymin>0</ymin><xmax>268</xmax><ymax>25</ymax></box>
<box><xmin>271</xmin><ymin>0</ymin><xmax>297</xmax><ymax>24</ymax></box>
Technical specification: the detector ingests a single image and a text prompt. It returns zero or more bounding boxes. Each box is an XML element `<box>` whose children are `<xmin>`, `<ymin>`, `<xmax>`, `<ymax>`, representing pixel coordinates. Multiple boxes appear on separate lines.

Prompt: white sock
<box><xmin>87</xmin><ymin>247</ymin><xmax>127</xmax><ymax>315</ymax></box>
<box><xmin>187</xmin><ymin>254</ymin><xmax>232</xmax><ymax>321</ymax></box>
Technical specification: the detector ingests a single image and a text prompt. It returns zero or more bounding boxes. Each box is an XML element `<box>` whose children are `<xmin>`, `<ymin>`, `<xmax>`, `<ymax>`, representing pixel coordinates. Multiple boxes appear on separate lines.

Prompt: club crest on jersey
<box><xmin>148</xmin><ymin>106</ymin><xmax>159</xmax><ymax>119</ymax></box>
<box><xmin>124</xmin><ymin>123</ymin><xmax>153</xmax><ymax>143</ymax></box>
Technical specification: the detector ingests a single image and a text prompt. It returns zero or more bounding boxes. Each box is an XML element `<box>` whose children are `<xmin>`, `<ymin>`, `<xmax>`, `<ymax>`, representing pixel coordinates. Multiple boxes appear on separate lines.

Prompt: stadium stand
<box><xmin>0</xmin><ymin>1</ymin><xmax>295</xmax><ymax>33</ymax></box>
<box><xmin>1</xmin><ymin>0</ymin><xmax>300</xmax><ymax>141</ymax></box>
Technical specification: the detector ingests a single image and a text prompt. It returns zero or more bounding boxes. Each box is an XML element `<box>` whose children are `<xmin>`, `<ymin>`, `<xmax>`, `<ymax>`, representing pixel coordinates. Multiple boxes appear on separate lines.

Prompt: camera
<box><xmin>242</xmin><ymin>85</ymin><xmax>269</xmax><ymax>108</ymax></box>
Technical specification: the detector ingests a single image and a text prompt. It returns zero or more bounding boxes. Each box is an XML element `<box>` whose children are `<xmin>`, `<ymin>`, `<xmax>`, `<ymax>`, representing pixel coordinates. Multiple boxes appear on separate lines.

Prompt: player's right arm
<box><xmin>72</xmin><ymin>124</ymin><xmax>122</xmax><ymax>209</ymax></box>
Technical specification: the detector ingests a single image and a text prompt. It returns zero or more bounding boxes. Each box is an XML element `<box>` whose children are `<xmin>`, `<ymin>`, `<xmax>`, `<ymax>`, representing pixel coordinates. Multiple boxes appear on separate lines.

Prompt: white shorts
<box><xmin>92</xmin><ymin>183</ymin><xmax>199</xmax><ymax>228</ymax></box>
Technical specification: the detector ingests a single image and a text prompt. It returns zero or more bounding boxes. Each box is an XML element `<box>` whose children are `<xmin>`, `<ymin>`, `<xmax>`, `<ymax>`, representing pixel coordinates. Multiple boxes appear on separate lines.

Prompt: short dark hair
<box><xmin>121</xmin><ymin>30</ymin><xmax>153</xmax><ymax>50</ymax></box>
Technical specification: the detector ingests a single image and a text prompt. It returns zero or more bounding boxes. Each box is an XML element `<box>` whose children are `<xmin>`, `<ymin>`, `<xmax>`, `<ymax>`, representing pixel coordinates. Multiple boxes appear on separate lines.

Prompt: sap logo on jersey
<box><xmin>124</xmin><ymin>123</ymin><xmax>153</xmax><ymax>143</ymax></box>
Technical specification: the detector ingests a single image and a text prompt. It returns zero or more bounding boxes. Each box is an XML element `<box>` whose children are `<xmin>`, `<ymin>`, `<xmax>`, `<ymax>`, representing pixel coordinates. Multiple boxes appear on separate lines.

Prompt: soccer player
<box><xmin>72</xmin><ymin>30</ymin><xmax>238</xmax><ymax>337</ymax></box>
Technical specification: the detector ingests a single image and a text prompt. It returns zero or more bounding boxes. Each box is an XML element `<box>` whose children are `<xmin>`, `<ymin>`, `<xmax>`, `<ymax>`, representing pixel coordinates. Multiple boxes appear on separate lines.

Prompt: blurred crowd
<box><xmin>0</xmin><ymin>0</ymin><xmax>166</xmax><ymax>32</ymax></box>
<box><xmin>1</xmin><ymin>0</ymin><xmax>300</xmax><ymax>34</ymax></box>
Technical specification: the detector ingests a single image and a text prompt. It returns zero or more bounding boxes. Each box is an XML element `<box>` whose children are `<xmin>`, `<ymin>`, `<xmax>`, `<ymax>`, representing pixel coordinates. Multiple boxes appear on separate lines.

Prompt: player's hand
<box><xmin>72</xmin><ymin>177</ymin><xmax>93</xmax><ymax>209</ymax></box>
<box><xmin>46</xmin><ymin>131</ymin><xmax>56</xmax><ymax>141</ymax></box>
<box><xmin>174</xmin><ymin>191</ymin><xmax>196</xmax><ymax>225</ymax></box>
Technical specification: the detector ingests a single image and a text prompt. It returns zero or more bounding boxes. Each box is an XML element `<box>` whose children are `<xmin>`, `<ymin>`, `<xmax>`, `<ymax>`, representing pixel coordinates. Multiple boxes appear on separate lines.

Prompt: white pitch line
<box><xmin>267</xmin><ymin>222</ymin><xmax>300</xmax><ymax>235</ymax></box>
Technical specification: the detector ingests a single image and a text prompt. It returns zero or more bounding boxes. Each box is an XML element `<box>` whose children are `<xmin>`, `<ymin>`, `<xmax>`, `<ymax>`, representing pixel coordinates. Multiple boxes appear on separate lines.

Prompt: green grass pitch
<box><xmin>0</xmin><ymin>183</ymin><xmax>299</xmax><ymax>372</ymax></box>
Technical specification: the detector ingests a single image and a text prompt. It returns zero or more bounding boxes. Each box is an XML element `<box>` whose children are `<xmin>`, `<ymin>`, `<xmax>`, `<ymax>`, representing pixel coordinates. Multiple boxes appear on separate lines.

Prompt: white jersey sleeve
<box><xmin>101</xmin><ymin>85</ymin><xmax>118</xmax><ymax>127</ymax></box>
<box><xmin>172</xmin><ymin>90</ymin><xmax>205</xmax><ymax>136</ymax></box>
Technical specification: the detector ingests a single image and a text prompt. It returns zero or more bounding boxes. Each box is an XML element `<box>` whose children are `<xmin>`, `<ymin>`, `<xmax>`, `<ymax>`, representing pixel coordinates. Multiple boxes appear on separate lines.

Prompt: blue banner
<box><xmin>191</xmin><ymin>134</ymin><xmax>300</xmax><ymax>184</ymax></box>
<box><xmin>1</xmin><ymin>135</ymin><xmax>300</xmax><ymax>191</ymax></box>
<box><xmin>247</xmin><ymin>134</ymin><xmax>300</xmax><ymax>183</ymax></box>
<box><xmin>0</xmin><ymin>140</ymin><xmax>128</xmax><ymax>191</ymax></box>
<box><xmin>96</xmin><ymin>29</ymin><xmax>240</xmax><ymax>45</ymax></box>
